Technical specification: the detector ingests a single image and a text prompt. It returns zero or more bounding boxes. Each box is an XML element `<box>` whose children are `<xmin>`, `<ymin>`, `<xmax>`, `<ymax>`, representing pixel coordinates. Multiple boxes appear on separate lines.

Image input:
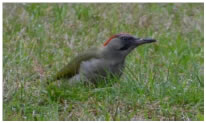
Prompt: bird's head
<box><xmin>102</xmin><ymin>33</ymin><xmax>156</xmax><ymax>58</ymax></box>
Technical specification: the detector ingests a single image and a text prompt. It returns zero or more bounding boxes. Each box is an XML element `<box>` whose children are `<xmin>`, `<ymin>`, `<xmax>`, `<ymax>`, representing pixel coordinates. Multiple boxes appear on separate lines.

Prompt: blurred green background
<box><xmin>3</xmin><ymin>3</ymin><xmax>204</xmax><ymax>121</ymax></box>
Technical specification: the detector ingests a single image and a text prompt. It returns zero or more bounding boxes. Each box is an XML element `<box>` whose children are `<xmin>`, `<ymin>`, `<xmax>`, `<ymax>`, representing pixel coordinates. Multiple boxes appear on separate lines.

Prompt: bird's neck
<box><xmin>100</xmin><ymin>47</ymin><xmax>127</xmax><ymax>62</ymax></box>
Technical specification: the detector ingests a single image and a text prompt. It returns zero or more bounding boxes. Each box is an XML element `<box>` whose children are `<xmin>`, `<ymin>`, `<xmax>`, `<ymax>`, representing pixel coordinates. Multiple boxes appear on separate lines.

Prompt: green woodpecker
<box><xmin>51</xmin><ymin>33</ymin><xmax>156</xmax><ymax>84</ymax></box>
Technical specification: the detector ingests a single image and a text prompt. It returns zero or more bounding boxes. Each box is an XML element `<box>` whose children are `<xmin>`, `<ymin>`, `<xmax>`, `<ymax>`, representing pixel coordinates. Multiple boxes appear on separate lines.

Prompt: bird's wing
<box><xmin>53</xmin><ymin>47</ymin><xmax>100</xmax><ymax>81</ymax></box>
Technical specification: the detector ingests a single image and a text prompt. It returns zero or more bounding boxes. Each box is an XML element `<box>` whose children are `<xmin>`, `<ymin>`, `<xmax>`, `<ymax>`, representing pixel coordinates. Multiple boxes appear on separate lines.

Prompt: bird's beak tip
<box><xmin>135</xmin><ymin>38</ymin><xmax>157</xmax><ymax>45</ymax></box>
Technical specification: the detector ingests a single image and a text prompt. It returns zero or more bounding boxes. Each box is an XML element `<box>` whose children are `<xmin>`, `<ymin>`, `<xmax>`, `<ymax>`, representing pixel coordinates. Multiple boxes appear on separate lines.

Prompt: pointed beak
<box><xmin>134</xmin><ymin>38</ymin><xmax>156</xmax><ymax>45</ymax></box>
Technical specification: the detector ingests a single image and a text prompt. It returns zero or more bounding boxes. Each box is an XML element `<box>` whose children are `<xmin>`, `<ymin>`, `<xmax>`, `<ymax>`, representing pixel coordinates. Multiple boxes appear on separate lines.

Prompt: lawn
<box><xmin>3</xmin><ymin>3</ymin><xmax>204</xmax><ymax>121</ymax></box>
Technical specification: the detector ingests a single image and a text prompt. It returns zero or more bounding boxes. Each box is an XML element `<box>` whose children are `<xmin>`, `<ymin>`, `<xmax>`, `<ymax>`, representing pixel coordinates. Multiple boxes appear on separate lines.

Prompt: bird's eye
<box><xmin>119</xmin><ymin>42</ymin><xmax>130</xmax><ymax>50</ymax></box>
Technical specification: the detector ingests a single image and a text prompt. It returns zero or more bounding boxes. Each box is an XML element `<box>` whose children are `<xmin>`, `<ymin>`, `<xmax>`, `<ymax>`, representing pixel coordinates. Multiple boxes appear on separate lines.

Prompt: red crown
<box><xmin>103</xmin><ymin>33</ymin><xmax>130</xmax><ymax>46</ymax></box>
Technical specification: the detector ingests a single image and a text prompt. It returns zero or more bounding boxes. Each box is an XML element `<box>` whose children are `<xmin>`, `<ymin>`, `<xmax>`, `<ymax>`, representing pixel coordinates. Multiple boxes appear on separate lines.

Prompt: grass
<box><xmin>3</xmin><ymin>3</ymin><xmax>204</xmax><ymax>121</ymax></box>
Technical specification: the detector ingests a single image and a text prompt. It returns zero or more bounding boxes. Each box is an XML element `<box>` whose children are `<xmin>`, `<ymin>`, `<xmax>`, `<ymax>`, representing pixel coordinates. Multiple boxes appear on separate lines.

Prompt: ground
<box><xmin>3</xmin><ymin>3</ymin><xmax>204</xmax><ymax>121</ymax></box>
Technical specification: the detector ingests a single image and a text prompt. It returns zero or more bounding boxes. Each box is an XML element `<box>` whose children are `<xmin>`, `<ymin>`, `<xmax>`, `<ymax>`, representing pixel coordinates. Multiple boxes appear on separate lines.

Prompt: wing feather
<box><xmin>53</xmin><ymin>47</ymin><xmax>100</xmax><ymax>80</ymax></box>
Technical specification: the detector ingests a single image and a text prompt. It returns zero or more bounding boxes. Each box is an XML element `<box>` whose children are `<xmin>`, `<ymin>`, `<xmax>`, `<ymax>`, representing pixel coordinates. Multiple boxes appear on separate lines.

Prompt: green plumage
<box><xmin>46</xmin><ymin>34</ymin><xmax>156</xmax><ymax>85</ymax></box>
<box><xmin>52</xmin><ymin>47</ymin><xmax>100</xmax><ymax>81</ymax></box>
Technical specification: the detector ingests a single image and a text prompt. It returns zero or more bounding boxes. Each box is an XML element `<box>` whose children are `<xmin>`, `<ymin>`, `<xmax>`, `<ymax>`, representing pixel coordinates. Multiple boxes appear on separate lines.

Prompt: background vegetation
<box><xmin>3</xmin><ymin>3</ymin><xmax>204</xmax><ymax>120</ymax></box>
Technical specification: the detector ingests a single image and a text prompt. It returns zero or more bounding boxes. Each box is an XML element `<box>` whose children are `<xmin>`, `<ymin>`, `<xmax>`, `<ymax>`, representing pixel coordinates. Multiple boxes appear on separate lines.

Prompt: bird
<box><xmin>49</xmin><ymin>33</ymin><xmax>156</xmax><ymax>85</ymax></box>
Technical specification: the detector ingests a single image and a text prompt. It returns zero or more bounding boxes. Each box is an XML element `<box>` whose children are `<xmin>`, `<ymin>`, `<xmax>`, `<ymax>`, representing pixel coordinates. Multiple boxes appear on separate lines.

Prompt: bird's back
<box><xmin>53</xmin><ymin>47</ymin><xmax>100</xmax><ymax>81</ymax></box>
